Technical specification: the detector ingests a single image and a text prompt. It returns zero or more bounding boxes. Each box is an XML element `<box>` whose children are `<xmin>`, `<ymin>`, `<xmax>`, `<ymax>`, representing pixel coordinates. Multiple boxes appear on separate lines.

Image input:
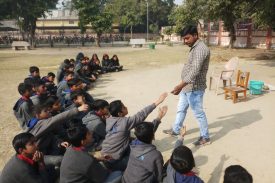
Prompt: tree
<box><xmin>73</xmin><ymin>0</ymin><xmax>113</xmax><ymax>47</ymax></box>
<box><xmin>163</xmin><ymin>26</ymin><xmax>174</xmax><ymax>40</ymax></box>
<box><xmin>0</xmin><ymin>0</ymin><xmax>58</xmax><ymax>46</ymax></box>
<box><xmin>106</xmin><ymin>0</ymin><xmax>142</xmax><ymax>39</ymax></box>
<box><xmin>251</xmin><ymin>0</ymin><xmax>275</xmax><ymax>29</ymax></box>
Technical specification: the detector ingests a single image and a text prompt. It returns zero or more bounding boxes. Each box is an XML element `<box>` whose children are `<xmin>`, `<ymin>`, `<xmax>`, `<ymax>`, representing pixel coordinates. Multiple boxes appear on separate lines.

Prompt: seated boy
<box><xmin>60</xmin><ymin>124</ymin><xmax>122</xmax><ymax>183</ymax></box>
<box><xmin>13</xmin><ymin>83</ymin><xmax>34</xmax><ymax>130</ymax></box>
<box><xmin>0</xmin><ymin>133</ymin><xmax>48</xmax><ymax>183</ymax></box>
<box><xmin>101</xmin><ymin>92</ymin><xmax>168</xmax><ymax>171</ymax></box>
<box><xmin>65</xmin><ymin>90</ymin><xmax>88</xmax><ymax>125</ymax></box>
<box><xmin>223</xmin><ymin>165</ymin><xmax>253</xmax><ymax>183</ymax></box>
<box><xmin>26</xmin><ymin>103</ymin><xmax>88</xmax><ymax>155</ymax></box>
<box><xmin>42</xmin><ymin>72</ymin><xmax>57</xmax><ymax>96</ymax></box>
<box><xmin>56</xmin><ymin>71</ymin><xmax>74</xmax><ymax>99</ymax></box>
<box><xmin>164</xmin><ymin>126</ymin><xmax>204</xmax><ymax>183</ymax></box>
<box><xmin>82</xmin><ymin>99</ymin><xmax>110</xmax><ymax>151</ymax></box>
<box><xmin>30</xmin><ymin>79</ymin><xmax>48</xmax><ymax>107</ymax></box>
<box><xmin>122</xmin><ymin>106</ymin><xmax>168</xmax><ymax>183</ymax></box>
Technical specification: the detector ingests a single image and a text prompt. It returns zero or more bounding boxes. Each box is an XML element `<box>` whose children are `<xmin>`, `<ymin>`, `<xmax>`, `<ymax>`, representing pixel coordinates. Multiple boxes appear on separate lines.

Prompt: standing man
<box><xmin>163</xmin><ymin>25</ymin><xmax>210</xmax><ymax>146</ymax></box>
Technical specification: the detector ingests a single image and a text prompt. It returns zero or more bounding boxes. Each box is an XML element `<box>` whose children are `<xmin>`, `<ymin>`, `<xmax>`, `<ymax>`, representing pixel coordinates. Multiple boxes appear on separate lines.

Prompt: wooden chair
<box><xmin>223</xmin><ymin>70</ymin><xmax>250</xmax><ymax>103</ymax></box>
<box><xmin>209</xmin><ymin>57</ymin><xmax>239</xmax><ymax>95</ymax></box>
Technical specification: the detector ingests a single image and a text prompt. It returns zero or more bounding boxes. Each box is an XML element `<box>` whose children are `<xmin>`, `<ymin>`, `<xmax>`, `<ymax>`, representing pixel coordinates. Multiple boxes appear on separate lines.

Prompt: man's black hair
<box><xmin>33</xmin><ymin>79</ymin><xmax>45</xmax><ymax>88</ymax></box>
<box><xmin>64</xmin><ymin>71</ymin><xmax>74</xmax><ymax>77</ymax></box>
<box><xmin>224</xmin><ymin>165</ymin><xmax>253</xmax><ymax>183</ymax></box>
<box><xmin>64</xmin><ymin>59</ymin><xmax>70</xmax><ymax>65</ymax></box>
<box><xmin>18</xmin><ymin>83</ymin><xmax>32</xmax><ymax>95</ymax></box>
<box><xmin>29</xmin><ymin>66</ymin><xmax>39</xmax><ymax>74</ymax></box>
<box><xmin>47</xmin><ymin>72</ymin><xmax>55</xmax><ymax>78</ymax></box>
<box><xmin>12</xmin><ymin>133</ymin><xmax>35</xmax><ymax>154</ymax></box>
<box><xmin>67</xmin><ymin>124</ymin><xmax>89</xmax><ymax>147</ymax></box>
<box><xmin>134</xmin><ymin>122</ymin><xmax>154</xmax><ymax>144</ymax></box>
<box><xmin>109</xmin><ymin>100</ymin><xmax>123</xmax><ymax>117</ymax></box>
<box><xmin>181</xmin><ymin>25</ymin><xmax>198</xmax><ymax>37</ymax></box>
<box><xmin>67</xmin><ymin>78</ymin><xmax>82</xmax><ymax>88</ymax></box>
<box><xmin>90</xmin><ymin>99</ymin><xmax>109</xmax><ymax>111</ymax></box>
<box><xmin>170</xmin><ymin>145</ymin><xmax>195</xmax><ymax>174</ymax></box>
<box><xmin>45</xmin><ymin>96</ymin><xmax>59</xmax><ymax>107</ymax></box>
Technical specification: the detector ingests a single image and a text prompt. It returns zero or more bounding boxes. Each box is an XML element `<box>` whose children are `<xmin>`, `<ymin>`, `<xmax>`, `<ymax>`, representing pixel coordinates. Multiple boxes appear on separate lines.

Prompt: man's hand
<box><xmin>154</xmin><ymin>92</ymin><xmax>168</xmax><ymax>106</ymax></box>
<box><xmin>32</xmin><ymin>151</ymin><xmax>44</xmax><ymax>163</ymax></box>
<box><xmin>78</xmin><ymin>104</ymin><xmax>89</xmax><ymax>112</ymax></box>
<box><xmin>157</xmin><ymin>106</ymin><xmax>168</xmax><ymax>120</ymax></box>
<box><xmin>171</xmin><ymin>82</ymin><xmax>186</xmax><ymax>95</ymax></box>
<box><xmin>179</xmin><ymin>126</ymin><xmax>187</xmax><ymax>138</ymax></box>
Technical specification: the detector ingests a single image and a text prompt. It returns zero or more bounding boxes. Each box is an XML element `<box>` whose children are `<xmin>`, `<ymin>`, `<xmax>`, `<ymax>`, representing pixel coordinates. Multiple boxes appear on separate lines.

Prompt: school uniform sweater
<box><xmin>122</xmin><ymin>139</ymin><xmax>164</xmax><ymax>183</ymax></box>
<box><xmin>60</xmin><ymin>147</ymin><xmax>109</xmax><ymax>183</ymax></box>
<box><xmin>0</xmin><ymin>155</ymin><xmax>48</xmax><ymax>183</ymax></box>
<box><xmin>57</xmin><ymin>80</ymin><xmax>69</xmax><ymax>98</ymax></box>
<box><xmin>101</xmin><ymin>104</ymin><xmax>156</xmax><ymax>160</ymax></box>
<box><xmin>26</xmin><ymin>107</ymin><xmax>79</xmax><ymax>154</ymax></box>
<box><xmin>13</xmin><ymin>97</ymin><xmax>33</xmax><ymax>130</ymax></box>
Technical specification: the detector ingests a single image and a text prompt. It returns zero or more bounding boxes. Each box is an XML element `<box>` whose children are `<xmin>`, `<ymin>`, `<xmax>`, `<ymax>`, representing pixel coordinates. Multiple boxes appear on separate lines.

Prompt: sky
<box><xmin>175</xmin><ymin>0</ymin><xmax>182</xmax><ymax>5</ymax></box>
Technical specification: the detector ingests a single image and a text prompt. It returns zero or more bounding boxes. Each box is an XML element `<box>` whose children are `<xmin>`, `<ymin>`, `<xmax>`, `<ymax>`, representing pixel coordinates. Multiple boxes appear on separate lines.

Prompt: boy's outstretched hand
<box><xmin>157</xmin><ymin>106</ymin><xmax>168</xmax><ymax>120</ymax></box>
<box><xmin>179</xmin><ymin>126</ymin><xmax>187</xmax><ymax>138</ymax></box>
<box><xmin>154</xmin><ymin>92</ymin><xmax>168</xmax><ymax>106</ymax></box>
<box><xmin>78</xmin><ymin>104</ymin><xmax>89</xmax><ymax>112</ymax></box>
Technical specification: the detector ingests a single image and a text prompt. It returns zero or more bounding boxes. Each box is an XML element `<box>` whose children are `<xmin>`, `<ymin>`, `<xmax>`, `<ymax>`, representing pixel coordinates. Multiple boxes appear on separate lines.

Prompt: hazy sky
<box><xmin>175</xmin><ymin>0</ymin><xmax>182</xmax><ymax>5</ymax></box>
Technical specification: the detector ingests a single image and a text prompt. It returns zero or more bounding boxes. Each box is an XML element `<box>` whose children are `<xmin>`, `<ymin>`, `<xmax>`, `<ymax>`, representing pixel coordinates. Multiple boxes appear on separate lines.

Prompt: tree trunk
<box><xmin>96</xmin><ymin>33</ymin><xmax>101</xmax><ymax>47</ymax></box>
<box><xmin>130</xmin><ymin>25</ymin><xmax>133</xmax><ymax>39</ymax></box>
<box><xmin>123</xmin><ymin>27</ymin><xmax>127</xmax><ymax>41</ymax></box>
<box><xmin>228</xmin><ymin>24</ymin><xmax>236</xmax><ymax>49</ymax></box>
<box><xmin>30</xmin><ymin>18</ymin><xmax>37</xmax><ymax>48</ymax></box>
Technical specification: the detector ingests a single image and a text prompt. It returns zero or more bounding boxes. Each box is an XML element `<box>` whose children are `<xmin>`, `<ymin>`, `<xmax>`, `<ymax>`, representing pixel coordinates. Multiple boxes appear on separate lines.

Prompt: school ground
<box><xmin>0</xmin><ymin>45</ymin><xmax>275</xmax><ymax>183</ymax></box>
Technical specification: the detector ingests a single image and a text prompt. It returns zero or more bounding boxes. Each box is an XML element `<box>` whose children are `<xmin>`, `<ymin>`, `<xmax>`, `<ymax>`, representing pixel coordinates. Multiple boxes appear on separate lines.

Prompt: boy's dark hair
<box><xmin>47</xmin><ymin>72</ymin><xmax>55</xmax><ymax>78</ymax></box>
<box><xmin>67</xmin><ymin>124</ymin><xmax>88</xmax><ymax>147</ymax></box>
<box><xmin>181</xmin><ymin>25</ymin><xmax>198</xmax><ymax>37</ymax></box>
<box><xmin>170</xmin><ymin>145</ymin><xmax>195</xmax><ymax>174</ymax></box>
<box><xmin>33</xmin><ymin>79</ymin><xmax>45</xmax><ymax>88</ymax></box>
<box><xmin>64</xmin><ymin>59</ymin><xmax>70</xmax><ymax>65</ymax></box>
<box><xmin>45</xmin><ymin>96</ymin><xmax>59</xmax><ymax>107</ymax></box>
<box><xmin>29</xmin><ymin>66</ymin><xmax>39</xmax><ymax>74</ymax></box>
<box><xmin>18</xmin><ymin>83</ymin><xmax>32</xmax><ymax>95</ymax></box>
<box><xmin>70</xmin><ymin>90</ymin><xmax>85</xmax><ymax>101</ymax></box>
<box><xmin>65</xmin><ymin>71</ymin><xmax>74</xmax><ymax>77</ymax></box>
<box><xmin>76</xmin><ymin>52</ymin><xmax>84</xmax><ymax>61</ymax></box>
<box><xmin>67</xmin><ymin>78</ymin><xmax>82</xmax><ymax>88</ymax></box>
<box><xmin>12</xmin><ymin>133</ymin><xmax>35</xmax><ymax>154</ymax></box>
<box><xmin>109</xmin><ymin>100</ymin><xmax>123</xmax><ymax>117</ymax></box>
<box><xmin>65</xmin><ymin>64</ymin><xmax>74</xmax><ymax>70</ymax></box>
<box><xmin>91</xmin><ymin>99</ymin><xmax>109</xmax><ymax>111</ymax></box>
<box><xmin>224</xmin><ymin>165</ymin><xmax>253</xmax><ymax>183</ymax></box>
<box><xmin>134</xmin><ymin>122</ymin><xmax>154</xmax><ymax>144</ymax></box>
<box><xmin>34</xmin><ymin>104</ymin><xmax>48</xmax><ymax>115</ymax></box>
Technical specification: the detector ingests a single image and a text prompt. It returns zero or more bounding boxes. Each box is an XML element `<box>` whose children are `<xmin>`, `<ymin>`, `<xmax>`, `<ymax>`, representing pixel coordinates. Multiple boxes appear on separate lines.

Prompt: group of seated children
<box><xmin>1</xmin><ymin>55</ymin><xmax>253</xmax><ymax>183</ymax></box>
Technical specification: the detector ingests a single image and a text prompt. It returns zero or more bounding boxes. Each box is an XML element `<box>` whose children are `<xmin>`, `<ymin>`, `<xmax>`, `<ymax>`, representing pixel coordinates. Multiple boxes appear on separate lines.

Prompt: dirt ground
<box><xmin>0</xmin><ymin>45</ymin><xmax>275</xmax><ymax>182</ymax></box>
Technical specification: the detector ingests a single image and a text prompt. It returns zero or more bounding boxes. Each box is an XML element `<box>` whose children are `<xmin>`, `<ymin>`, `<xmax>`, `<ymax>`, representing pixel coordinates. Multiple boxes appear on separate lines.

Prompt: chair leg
<box><xmin>209</xmin><ymin>77</ymin><xmax>212</xmax><ymax>90</ymax></box>
<box><xmin>233</xmin><ymin>92</ymin><xmax>237</xmax><ymax>103</ymax></box>
<box><xmin>229</xmin><ymin>79</ymin><xmax>232</xmax><ymax>86</ymax></box>
<box><xmin>215</xmin><ymin>79</ymin><xmax>220</xmax><ymax>95</ymax></box>
<box><xmin>244</xmin><ymin>91</ymin><xmax>247</xmax><ymax>100</ymax></box>
<box><xmin>223</xmin><ymin>80</ymin><xmax>227</xmax><ymax>87</ymax></box>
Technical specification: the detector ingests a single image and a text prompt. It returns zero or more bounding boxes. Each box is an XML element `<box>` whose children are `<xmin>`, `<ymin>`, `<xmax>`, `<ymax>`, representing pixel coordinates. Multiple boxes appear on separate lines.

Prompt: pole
<box><xmin>146</xmin><ymin>1</ymin><xmax>149</xmax><ymax>41</ymax></box>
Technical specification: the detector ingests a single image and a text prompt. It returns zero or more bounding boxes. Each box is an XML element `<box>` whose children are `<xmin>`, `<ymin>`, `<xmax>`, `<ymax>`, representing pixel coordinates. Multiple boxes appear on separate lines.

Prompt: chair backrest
<box><xmin>236</xmin><ymin>70</ymin><xmax>250</xmax><ymax>88</ymax></box>
<box><xmin>224</xmin><ymin>57</ymin><xmax>239</xmax><ymax>70</ymax></box>
<box><xmin>221</xmin><ymin>57</ymin><xmax>239</xmax><ymax>79</ymax></box>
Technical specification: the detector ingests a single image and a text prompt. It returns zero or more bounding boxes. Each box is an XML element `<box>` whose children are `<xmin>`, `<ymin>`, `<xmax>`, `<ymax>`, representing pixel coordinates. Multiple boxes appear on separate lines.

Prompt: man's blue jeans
<box><xmin>172</xmin><ymin>90</ymin><xmax>209</xmax><ymax>139</ymax></box>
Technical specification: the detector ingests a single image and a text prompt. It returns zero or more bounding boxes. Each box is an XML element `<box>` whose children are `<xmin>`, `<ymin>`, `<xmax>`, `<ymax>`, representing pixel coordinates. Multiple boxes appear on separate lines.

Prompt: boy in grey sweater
<box><xmin>122</xmin><ymin>106</ymin><xmax>168</xmax><ymax>183</ymax></box>
<box><xmin>101</xmin><ymin>92</ymin><xmax>168</xmax><ymax>171</ymax></box>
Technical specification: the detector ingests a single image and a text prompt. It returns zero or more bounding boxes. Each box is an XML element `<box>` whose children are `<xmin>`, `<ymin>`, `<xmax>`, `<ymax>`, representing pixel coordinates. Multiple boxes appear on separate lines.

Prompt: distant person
<box><xmin>223</xmin><ymin>165</ymin><xmax>253</xmax><ymax>183</ymax></box>
<box><xmin>163</xmin><ymin>25</ymin><xmax>211</xmax><ymax>146</ymax></box>
<box><xmin>110</xmin><ymin>54</ymin><xmax>123</xmax><ymax>71</ymax></box>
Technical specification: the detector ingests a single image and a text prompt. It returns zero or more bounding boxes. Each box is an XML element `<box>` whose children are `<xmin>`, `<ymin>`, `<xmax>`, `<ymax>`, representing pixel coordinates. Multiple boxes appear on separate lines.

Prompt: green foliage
<box><xmin>163</xmin><ymin>26</ymin><xmax>174</xmax><ymax>36</ymax></box>
<box><xmin>169</xmin><ymin>0</ymin><xmax>207</xmax><ymax>34</ymax></box>
<box><xmin>251</xmin><ymin>0</ymin><xmax>275</xmax><ymax>29</ymax></box>
<box><xmin>73</xmin><ymin>0</ymin><xmax>113</xmax><ymax>46</ymax></box>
